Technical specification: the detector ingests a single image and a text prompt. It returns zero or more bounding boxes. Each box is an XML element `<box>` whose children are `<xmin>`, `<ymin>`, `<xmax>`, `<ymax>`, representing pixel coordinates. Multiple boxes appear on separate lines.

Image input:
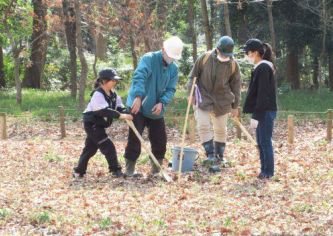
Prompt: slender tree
<box><xmin>75</xmin><ymin>0</ymin><xmax>88</xmax><ymax>109</ymax></box>
<box><xmin>2</xmin><ymin>0</ymin><xmax>23</xmax><ymax>103</ymax></box>
<box><xmin>200</xmin><ymin>0</ymin><xmax>212</xmax><ymax>50</ymax></box>
<box><xmin>224</xmin><ymin>0</ymin><xmax>232</xmax><ymax>37</ymax></box>
<box><xmin>189</xmin><ymin>0</ymin><xmax>197</xmax><ymax>62</ymax></box>
<box><xmin>0</xmin><ymin>45</ymin><xmax>5</xmax><ymax>88</ymax></box>
<box><xmin>62</xmin><ymin>0</ymin><xmax>77</xmax><ymax>100</ymax></box>
<box><xmin>266</xmin><ymin>0</ymin><xmax>276</xmax><ymax>52</ymax></box>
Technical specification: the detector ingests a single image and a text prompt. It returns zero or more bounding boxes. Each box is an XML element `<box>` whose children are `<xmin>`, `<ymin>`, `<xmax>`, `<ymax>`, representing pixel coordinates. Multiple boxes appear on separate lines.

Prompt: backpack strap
<box><xmin>202</xmin><ymin>51</ymin><xmax>237</xmax><ymax>76</ymax></box>
<box><xmin>231</xmin><ymin>59</ymin><xmax>236</xmax><ymax>75</ymax></box>
<box><xmin>202</xmin><ymin>50</ymin><xmax>213</xmax><ymax>68</ymax></box>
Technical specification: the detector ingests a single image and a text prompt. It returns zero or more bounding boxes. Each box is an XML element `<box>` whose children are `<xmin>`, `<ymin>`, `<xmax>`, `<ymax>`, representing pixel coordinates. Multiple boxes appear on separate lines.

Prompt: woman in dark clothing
<box><xmin>73</xmin><ymin>68</ymin><xmax>133</xmax><ymax>178</ymax></box>
<box><xmin>242</xmin><ymin>39</ymin><xmax>278</xmax><ymax>179</ymax></box>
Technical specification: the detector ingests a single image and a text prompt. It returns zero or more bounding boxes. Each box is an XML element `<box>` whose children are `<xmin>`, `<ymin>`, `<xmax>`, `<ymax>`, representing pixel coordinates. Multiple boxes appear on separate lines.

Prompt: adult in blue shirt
<box><xmin>124</xmin><ymin>36</ymin><xmax>184</xmax><ymax>176</ymax></box>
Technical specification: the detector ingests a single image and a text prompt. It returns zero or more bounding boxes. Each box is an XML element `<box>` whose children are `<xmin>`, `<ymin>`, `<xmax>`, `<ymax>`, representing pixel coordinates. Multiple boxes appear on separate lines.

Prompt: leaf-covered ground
<box><xmin>1</xmin><ymin>119</ymin><xmax>333</xmax><ymax>235</ymax></box>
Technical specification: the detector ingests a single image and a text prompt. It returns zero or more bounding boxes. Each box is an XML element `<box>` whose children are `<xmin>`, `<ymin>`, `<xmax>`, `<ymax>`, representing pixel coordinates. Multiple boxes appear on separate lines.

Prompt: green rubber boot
<box><xmin>150</xmin><ymin>159</ymin><xmax>164</xmax><ymax>174</ymax></box>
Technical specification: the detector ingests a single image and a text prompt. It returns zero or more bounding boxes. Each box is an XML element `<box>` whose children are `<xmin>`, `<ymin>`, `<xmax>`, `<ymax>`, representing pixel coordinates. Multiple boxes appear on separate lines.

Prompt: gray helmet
<box><xmin>216</xmin><ymin>36</ymin><xmax>234</xmax><ymax>57</ymax></box>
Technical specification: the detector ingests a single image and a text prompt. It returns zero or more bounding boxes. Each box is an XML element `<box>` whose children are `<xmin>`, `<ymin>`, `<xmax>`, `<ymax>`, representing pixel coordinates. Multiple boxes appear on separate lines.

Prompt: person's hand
<box><xmin>250</xmin><ymin>119</ymin><xmax>259</xmax><ymax>129</ymax></box>
<box><xmin>131</xmin><ymin>97</ymin><xmax>141</xmax><ymax>114</ymax></box>
<box><xmin>188</xmin><ymin>96</ymin><xmax>195</xmax><ymax>105</ymax></box>
<box><xmin>151</xmin><ymin>103</ymin><xmax>163</xmax><ymax>116</ymax></box>
<box><xmin>230</xmin><ymin>108</ymin><xmax>238</xmax><ymax>117</ymax></box>
<box><xmin>120</xmin><ymin>114</ymin><xmax>133</xmax><ymax>121</ymax></box>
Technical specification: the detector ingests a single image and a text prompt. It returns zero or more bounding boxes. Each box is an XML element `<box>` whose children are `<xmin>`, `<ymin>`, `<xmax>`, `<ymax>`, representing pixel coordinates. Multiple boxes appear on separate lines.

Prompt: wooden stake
<box><xmin>59</xmin><ymin>106</ymin><xmax>66</xmax><ymax>138</ymax></box>
<box><xmin>178</xmin><ymin>77</ymin><xmax>197</xmax><ymax>183</ymax></box>
<box><xmin>288</xmin><ymin>115</ymin><xmax>294</xmax><ymax>144</ymax></box>
<box><xmin>327</xmin><ymin>109</ymin><xmax>332</xmax><ymax>141</ymax></box>
<box><xmin>0</xmin><ymin>113</ymin><xmax>7</xmax><ymax>140</ymax></box>
<box><xmin>236</xmin><ymin>107</ymin><xmax>242</xmax><ymax>140</ymax></box>
<box><xmin>189</xmin><ymin>115</ymin><xmax>195</xmax><ymax>144</ymax></box>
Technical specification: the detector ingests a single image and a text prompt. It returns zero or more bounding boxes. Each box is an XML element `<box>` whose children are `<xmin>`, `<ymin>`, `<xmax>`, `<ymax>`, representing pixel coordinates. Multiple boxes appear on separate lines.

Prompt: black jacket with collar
<box><xmin>243</xmin><ymin>62</ymin><xmax>277</xmax><ymax>120</ymax></box>
<box><xmin>83</xmin><ymin>87</ymin><xmax>129</xmax><ymax>127</ymax></box>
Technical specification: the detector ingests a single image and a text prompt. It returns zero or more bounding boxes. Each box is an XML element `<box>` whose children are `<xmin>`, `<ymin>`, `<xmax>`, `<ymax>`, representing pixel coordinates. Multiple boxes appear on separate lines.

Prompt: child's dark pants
<box><xmin>74</xmin><ymin>123</ymin><xmax>120</xmax><ymax>175</ymax></box>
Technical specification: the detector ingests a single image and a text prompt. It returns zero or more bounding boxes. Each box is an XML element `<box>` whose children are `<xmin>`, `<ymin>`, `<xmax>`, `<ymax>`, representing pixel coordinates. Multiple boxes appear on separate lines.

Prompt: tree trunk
<box><xmin>267</xmin><ymin>0</ymin><xmax>276</xmax><ymax>53</ymax></box>
<box><xmin>313</xmin><ymin>55</ymin><xmax>319</xmax><ymax>89</ymax></box>
<box><xmin>318</xmin><ymin>0</ymin><xmax>327</xmax><ymax>94</ymax></box>
<box><xmin>189</xmin><ymin>0</ymin><xmax>197</xmax><ymax>62</ymax></box>
<box><xmin>224</xmin><ymin>0</ymin><xmax>232</xmax><ymax>37</ymax></box>
<box><xmin>62</xmin><ymin>0</ymin><xmax>77</xmax><ymax>100</ymax></box>
<box><xmin>157</xmin><ymin>0</ymin><xmax>167</xmax><ymax>48</ymax></box>
<box><xmin>3</xmin><ymin>0</ymin><xmax>22</xmax><ymax>104</ymax></box>
<box><xmin>286</xmin><ymin>46</ymin><xmax>300</xmax><ymax>90</ymax></box>
<box><xmin>142</xmin><ymin>0</ymin><xmax>155</xmax><ymax>52</ymax></box>
<box><xmin>75</xmin><ymin>0</ymin><xmax>88</xmax><ymax>109</ymax></box>
<box><xmin>0</xmin><ymin>46</ymin><xmax>5</xmax><ymax>88</ymax></box>
<box><xmin>130</xmin><ymin>35</ymin><xmax>138</xmax><ymax>69</ymax></box>
<box><xmin>209</xmin><ymin>0</ymin><xmax>215</xmax><ymax>41</ymax></box>
<box><xmin>329</xmin><ymin>50</ymin><xmax>333</xmax><ymax>91</ymax></box>
<box><xmin>95</xmin><ymin>0</ymin><xmax>107</xmax><ymax>61</ymax></box>
<box><xmin>23</xmin><ymin>0</ymin><xmax>48</xmax><ymax>89</ymax></box>
<box><xmin>238</xmin><ymin>14</ymin><xmax>247</xmax><ymax>44</ymax></box>
<box><xmin>200</xmin><ymin>0</ymin><xmax>212</xmax><ymax>50</ymax></box>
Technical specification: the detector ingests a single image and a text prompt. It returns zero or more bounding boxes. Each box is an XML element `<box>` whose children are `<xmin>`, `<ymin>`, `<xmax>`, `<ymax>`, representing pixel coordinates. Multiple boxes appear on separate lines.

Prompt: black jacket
<box><xmin>83</xmin><ymin>88</ymin><xmax>129</xmax><ymax>127</ymax></box>
<box><xmin>243</xmin><ymin>62</ymin><xmax>277</xmax><ymax>120</ymax></box>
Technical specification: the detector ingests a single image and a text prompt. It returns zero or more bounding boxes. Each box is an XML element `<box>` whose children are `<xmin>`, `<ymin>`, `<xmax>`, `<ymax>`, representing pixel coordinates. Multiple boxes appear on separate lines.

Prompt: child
<box><xmin>73</xmin><ymin>68</ymin><xmax>133</xmax><ymax>178</ymax></box>
<box><xmin>242</xmin><ymin>39</ymin><xmax>278</xmax><ymax>180</ymax></box>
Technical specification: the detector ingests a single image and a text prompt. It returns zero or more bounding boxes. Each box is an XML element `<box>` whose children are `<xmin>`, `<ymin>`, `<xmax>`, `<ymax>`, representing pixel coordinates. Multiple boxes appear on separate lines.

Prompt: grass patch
<box><xmin>1</xmin><ymin>89</ymin><xmax>333</xmax><ymax>121</ymax></box>
<box><xmin>28</xmin><ymin>210</ymin><xmax>52</xmax><ymax>225</ymax></box>
<box><xmin>99</xmin><ymin>217</ymin><xmax>113</xmax><ymax>230</ymax></box>
<box><xmin>0</xmin><ymin>208</ymin><xmax>11</xmax><ymax>220</ymax></box>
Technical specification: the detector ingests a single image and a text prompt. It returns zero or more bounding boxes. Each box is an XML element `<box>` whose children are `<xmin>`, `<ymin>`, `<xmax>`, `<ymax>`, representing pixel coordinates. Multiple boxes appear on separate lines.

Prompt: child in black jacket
<box><xmin>73</xmin><ymin>68</ymin><xmax>133</xmax><ymax>178</ymax></box>
<box><xmin>242</xmin><ymin>39</ymin><xmax>278</xmax><ymax>180</ymax></box>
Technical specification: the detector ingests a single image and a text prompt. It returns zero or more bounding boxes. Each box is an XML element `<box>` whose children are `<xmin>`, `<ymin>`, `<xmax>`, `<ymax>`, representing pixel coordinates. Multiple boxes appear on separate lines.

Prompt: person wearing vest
<box><xmin>242</xmin><ymin>39</ymin><xmax>277</xmax><ymax>180</ymax></box>
<box><xmin>124</xmin><ymin>36</ymin><xmax>184</xmax><ymax>177</ymax></box>
<box><xmin>187</xmin><ymin>36</ymin><xmax>242</xmax><ymax>165</ymax></box>
<box><xmin>73</xmin><ymin>68</ymin><xmax>133</xmax><ymax>178</ymax></box>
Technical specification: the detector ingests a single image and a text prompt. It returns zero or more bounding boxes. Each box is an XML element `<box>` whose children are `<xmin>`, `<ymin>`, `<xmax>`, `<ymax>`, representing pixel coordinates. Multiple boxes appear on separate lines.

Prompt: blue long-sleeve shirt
<box><xmin>126</xmin><ymin>50</ymin><xmax>179</xmax><ymax>119</ymax></box>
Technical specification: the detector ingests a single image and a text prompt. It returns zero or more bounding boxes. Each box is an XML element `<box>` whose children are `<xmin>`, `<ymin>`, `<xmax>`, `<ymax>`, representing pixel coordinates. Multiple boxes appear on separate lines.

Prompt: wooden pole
<box><xmin>0</xmin><ymin>113</ymin><xmax>7</xmax><ymax>140</ymax></box>
<box><xmin>231</xmin><ymin>117</ymin><xmax>259</xmax><ymax>152</ymax></box>
<box><xmin>236</xmin><ymin>107</ymin><xmax>242</xmax><ymax>140</ymax></box>
<box><xmin>126</xmin><ymin>120</ymin><xmax>172</xmax><ymax>182</ymax></box>
<box><xmin>327</xmin><ymin>109</ymin><xmax>332</xmax><ymax>141</ymax></box>
<box><xmin>178</xmin><ymin>77</ymin><xmax>197</xmax><ymax>183</ymax></box>
<box><xmin>189</xmin><ymin>115</ymin><xmax>195</xmax><ymax>144</ymax></box>
<box><xmin>288</xmin><ymin>115</ymin><xmax>294</xmax><ymax>144</ymax></box>
<box><xmin>58</xmin><ymin>106</ymin><xmax>66</xmax><ymax>138</ymax></box>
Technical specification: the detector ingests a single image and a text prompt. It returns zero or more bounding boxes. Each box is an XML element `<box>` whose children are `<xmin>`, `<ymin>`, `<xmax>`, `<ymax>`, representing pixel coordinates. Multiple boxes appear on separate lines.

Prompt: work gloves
<box><xmin>250</xmin><ymin>119</ymin><xmax>259</xmax><ymax>129</ymax></box>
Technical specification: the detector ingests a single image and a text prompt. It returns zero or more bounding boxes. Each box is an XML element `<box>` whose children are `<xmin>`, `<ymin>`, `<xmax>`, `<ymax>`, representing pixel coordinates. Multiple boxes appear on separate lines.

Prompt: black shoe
<box><xmin>73</xmin><ymin>173</ymin><xmax>84</xmax><ymax>179</ymax></box>
<box><xmin>111</xmin><ymin>170</ymin><xmax>125</xmax><ymax>178</ymax></box>
<box><xmin>123</xmin><ymin>173</ymin><xmax>143</xmax><ymax>178</ymax></box>
<box><xmin>257</xmin><ymin>173</ymin><xmax>272</xmax><ymax>180</ymax></box>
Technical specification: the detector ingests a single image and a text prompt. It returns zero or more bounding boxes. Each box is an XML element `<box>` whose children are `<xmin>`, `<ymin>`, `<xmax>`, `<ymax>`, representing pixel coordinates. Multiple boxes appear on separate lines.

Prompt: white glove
<box><xmin>250</xmin><ymin>119</ymin><xmax>259</xmax><ymax>129</ymax></box>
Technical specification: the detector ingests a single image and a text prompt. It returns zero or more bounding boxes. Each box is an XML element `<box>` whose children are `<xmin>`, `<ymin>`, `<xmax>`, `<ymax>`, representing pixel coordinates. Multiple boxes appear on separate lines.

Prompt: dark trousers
<box><xmin>256</xmin><ymin>111</ymin><xmax>277</xmax><ymax>177</ymax></box>
<box><xmin>74</xmin><ymin>123</ymin><xmax>120</xmax><ymax>175</ymax></box>
<box><xmin>124</xmin><ymin>112</ymin><xmax>167</xmax><ymax>161</ymax></box>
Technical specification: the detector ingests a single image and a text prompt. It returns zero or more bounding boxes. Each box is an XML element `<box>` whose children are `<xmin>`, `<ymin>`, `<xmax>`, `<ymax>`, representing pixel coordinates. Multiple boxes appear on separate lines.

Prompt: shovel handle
<box><xmin>126</xmin><ymin>120</ymin><xmax>163</xmax><ymax>170</ymax></box>
<box><xmin>231</xmin><ymin>116</ymin><xmax>260</xmax><ymax>151</ymax></box>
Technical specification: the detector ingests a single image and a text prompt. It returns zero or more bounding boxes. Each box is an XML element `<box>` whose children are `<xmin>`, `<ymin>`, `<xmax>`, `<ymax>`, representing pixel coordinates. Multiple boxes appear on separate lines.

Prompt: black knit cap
<box><xmin>242</xmin><ymin>38</ymin><xmax>264</xmax><ymax>54</ymax></box>
<box><xmin>98</xmin><ymin>68</ymin><xmax>121</xmax><ymax>80</ymax></box>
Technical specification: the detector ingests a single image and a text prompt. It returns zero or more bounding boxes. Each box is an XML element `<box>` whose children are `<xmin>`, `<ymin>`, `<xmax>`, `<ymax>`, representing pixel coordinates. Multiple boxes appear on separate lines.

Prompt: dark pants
<box><xmin>124</xmin><ymin>112</ymin><xmax>167</xmax><ymax>161</ymax></box>
<box><xmin>74</xmin><ymin>123</ymin><xmax>120</xmax><ymax>175</ymax></box>
<box><xmin>256</xmin><ymin>111</ymin><xmax>277</xmax><ymax>177</ymax></box>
